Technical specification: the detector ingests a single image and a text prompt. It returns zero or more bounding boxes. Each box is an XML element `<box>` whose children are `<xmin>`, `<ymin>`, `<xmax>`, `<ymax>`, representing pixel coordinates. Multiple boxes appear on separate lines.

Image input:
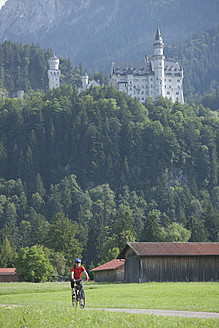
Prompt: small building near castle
<box><xmin>48</xmin><ymin>55</ymin><xmax>60</xmax><ymax>89</ymax></box>
<box><xmin>78</xmin><ymin>72</ymin><xmax>101</xmax><ymax>93</ymax></box>
<box><xmin>110</xmin><ymin>27</ymin><xmax>184</xmax><ymax>104</ymax></box>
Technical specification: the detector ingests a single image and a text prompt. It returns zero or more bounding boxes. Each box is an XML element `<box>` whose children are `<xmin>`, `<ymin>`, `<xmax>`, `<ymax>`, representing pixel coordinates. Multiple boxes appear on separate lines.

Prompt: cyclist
<box><xmin>71</xmin><ymin>258</ymin><xmax>89</xmax><ymax>296</ymax></box>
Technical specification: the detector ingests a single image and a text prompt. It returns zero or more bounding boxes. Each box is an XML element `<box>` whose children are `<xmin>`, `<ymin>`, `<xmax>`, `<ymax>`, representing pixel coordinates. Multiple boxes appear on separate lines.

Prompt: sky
<box><xmin>0</xmin><ymin>0</ymin><xmax>7</xmax><ymax>9</ymax></box>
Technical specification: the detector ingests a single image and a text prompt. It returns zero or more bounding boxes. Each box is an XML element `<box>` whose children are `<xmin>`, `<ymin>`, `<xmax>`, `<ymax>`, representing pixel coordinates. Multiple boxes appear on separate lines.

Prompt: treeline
<box><xmin>0</xmin><ymin>85</ymin><xmax>219</xmax><ymax>280</ymax></box>
<box><xmin>201</xmin><ymin>86</ymin><xmax>219</xmax><ymax>111</ymax></box>
<box><xmin>165</xmin><ymin>24</ymin><xmax>219</xmax><ymax>103</ymax></box>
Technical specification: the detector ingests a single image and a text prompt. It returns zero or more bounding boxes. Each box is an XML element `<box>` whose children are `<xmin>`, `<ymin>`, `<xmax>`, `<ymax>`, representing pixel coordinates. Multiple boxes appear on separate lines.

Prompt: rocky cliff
<box><xmin>0</xmin><ymin>0</ymin><xmax>218</xmax><ymax>72</ymax></box>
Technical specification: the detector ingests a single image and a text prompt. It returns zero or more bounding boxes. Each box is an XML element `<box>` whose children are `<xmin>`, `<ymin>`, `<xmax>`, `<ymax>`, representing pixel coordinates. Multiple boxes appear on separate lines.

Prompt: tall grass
<box><xmin>0</xmin><ymin>282</ymin><xmax>218</xmax><ymax>327</ymax></box>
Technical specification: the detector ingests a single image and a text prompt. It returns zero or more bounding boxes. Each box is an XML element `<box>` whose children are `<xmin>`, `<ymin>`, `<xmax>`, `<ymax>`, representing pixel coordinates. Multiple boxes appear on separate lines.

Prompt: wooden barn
<box><xmin>118</xmin><ymin>242</ymin><xmax>219</xmax><ymax>283</ymax></box>
<box><xmin>90</xmin><ymin>259</ymin><xmax>125</xmax><ymax>282</ymax></box>
<box><xmin>0</xmin><ymin>268</ymin><xmax>19</xmax><ymax>282</ymax></box>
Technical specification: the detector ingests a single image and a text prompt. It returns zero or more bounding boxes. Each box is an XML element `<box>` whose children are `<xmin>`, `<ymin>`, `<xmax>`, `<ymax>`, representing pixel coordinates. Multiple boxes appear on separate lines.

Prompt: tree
<box><xmin>43</xmin><ymin>247</ymin><xmax>67</xmax><ymax>277</ymax></box>
<box><xmin>162</xmin><ymin>222</ymin><xmax>191</xmax><ymax>242</ymax></box>
<box><xmin>141</xmin><ymin>211</ymin><xmax>162</xmax><ymax>242</ymax></box>
<box><xmin>187</xmin><ymin>216</ymin><xmax>208</xmax><ymax>242</ymax></box>
<box><xmin>15</xmin><ymin>245</ymin><xmax>53</xmax><ymax>282</ymax></box>
<box><xmin>111</xmin><ymin>204</ymin><xmax>136</xmax><ymax>250</ymax></box>
<box><xmin>0</xmin><ymin>237</ymin><xmax>16</xmax><ymax>267</ymax></box>
<box><xmin>46</xmin><ymin>213</ymin><xmax>81</xmax><ymax>266</ymax></box>
<box><xmin>202</xmin><ymin>204</ymin><xmax>219</xmax><ymax>241</ymax></box>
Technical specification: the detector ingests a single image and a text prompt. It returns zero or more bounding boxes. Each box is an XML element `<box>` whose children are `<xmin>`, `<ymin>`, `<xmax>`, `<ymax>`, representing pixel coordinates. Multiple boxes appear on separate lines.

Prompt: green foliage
<box><xmin>46</xmin><ymin>213</ymin><xmax>81</xmax><ymax>266</ymax></box>
<box><xmin>161</xmin><ymin>222</ymin><xmax>191</xmax><ymax>242</ymax></box>
<box><xmin>0</xmin><ymin>237</ymin><xmax>16</xmax><ymax>267</ymax></box>
<box><xmin>141</xmin><ymin>211</ymin><xmax>163</xmax><ymax>242</ymax></box>
<box><xmin>165</xmin><ymin>25</ymin><xmax>219</xmax><ymax>102</ymax></box>
<box><xmin>15</xmin><ymin>245</ymin><xmax>53</xmax><ymax>282</ymax></box>
<box><xmin>43</xmin><ymin>247</ymin><xmax>67</xmax><ymax>277</ymax></box>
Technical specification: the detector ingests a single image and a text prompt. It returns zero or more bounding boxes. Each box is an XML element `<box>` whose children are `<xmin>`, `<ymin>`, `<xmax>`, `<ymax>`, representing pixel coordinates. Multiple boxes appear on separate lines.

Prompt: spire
<box><xmin>155</xmin><ymin>26</ymin><xmax>162</xmax><ymax>42</ymax></box>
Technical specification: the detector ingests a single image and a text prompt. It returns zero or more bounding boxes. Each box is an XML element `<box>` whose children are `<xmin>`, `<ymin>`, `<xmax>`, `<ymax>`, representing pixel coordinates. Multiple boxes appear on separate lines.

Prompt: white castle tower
<box><xmin>48</xmin><ymin>55</ymin><xmax>60</xmax><ymax>89</ymax></box>
<box><xmin>82</xmin><ymin>72</ymin><xmax>89</xmax><ymax>90</ymax></box>
<box><xmin>153</xmin><ymin>26</ymin><xmax>165</xmax><ymax>98</ymax></box>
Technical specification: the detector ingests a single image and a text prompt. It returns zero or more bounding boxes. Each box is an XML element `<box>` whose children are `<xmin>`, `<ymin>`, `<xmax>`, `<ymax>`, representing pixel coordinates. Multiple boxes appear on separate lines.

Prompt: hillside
<box><xmin>0</xmin><ymin>86</ymin><xmax>219</xmax><ymax>267</ymax></box>
<box><xmin>0</xmin><ymin>0</ymin><xmax>218</xmax><ymax>72</ymax></box>
<box><xmin>165</xmin><ymin>24</ymin><xmax>219</xmax><ymax>101</ymax></box>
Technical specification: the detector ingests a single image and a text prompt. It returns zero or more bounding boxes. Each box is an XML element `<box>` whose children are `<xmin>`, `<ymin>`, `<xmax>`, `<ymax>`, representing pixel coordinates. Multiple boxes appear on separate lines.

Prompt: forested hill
<box><xmin>165</xmin><ymin>24</ymin><xmax>219</xmax><ymax>102</ymax></box>
<box><xmin>0</xmin><ymin>86</ymin><xmax>219</xmax><ymax>272</ymax></box>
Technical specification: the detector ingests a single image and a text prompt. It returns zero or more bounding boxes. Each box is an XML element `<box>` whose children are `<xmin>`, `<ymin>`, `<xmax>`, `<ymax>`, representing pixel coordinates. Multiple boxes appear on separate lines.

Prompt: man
<box><xmin>71</xmin><ymin>258</ymin><xmax>89</xmax><ymax>296</ymax></box>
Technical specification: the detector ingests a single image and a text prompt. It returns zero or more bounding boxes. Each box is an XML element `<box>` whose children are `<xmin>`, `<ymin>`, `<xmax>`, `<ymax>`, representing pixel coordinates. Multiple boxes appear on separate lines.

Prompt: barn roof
<box><xmin>0</xmin><ymin>268</ymin><xmax>16</xmax><ymax>275</ymax></box>
<box><xmin>118</xmin><ymin>242</ymin><xmax>219</xmax><ymax>258</ymax></box>
<box><xmin>90</xmin><ymin>259</ymin><xmax>125</xmax><ymax>272</ymax></box>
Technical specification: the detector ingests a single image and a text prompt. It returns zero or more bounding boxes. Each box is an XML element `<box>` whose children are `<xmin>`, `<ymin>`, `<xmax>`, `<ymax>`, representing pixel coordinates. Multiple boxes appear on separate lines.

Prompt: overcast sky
<box><xmin>0</xmin><ymin>0</ymin><xmax>7</xmax><ymax>9</ymax></box>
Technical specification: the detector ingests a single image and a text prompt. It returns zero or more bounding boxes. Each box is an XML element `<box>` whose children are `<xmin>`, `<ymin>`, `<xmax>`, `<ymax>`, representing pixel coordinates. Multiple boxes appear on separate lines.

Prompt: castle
<box><xmin>48</xmin><ymin>27</ymin><xmax>184</xmax><ymax>104</ymax></box>
<box><xmin>110</xmin><ymin>27</ymin><xmax>184</xmax><ymax>104</ymax></box>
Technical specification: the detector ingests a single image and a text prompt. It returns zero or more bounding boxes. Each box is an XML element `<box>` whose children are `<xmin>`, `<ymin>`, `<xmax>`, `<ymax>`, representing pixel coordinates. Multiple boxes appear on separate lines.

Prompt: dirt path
<box><xmin>86</xmin><ymin>308</ymin><xmax>219</xmax><ymax>319</ymax></box>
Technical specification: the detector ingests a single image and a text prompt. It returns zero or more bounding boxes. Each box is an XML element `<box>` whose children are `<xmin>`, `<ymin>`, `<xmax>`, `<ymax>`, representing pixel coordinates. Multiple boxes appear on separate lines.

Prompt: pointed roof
<box><xmin>154</xmin><ymin>26</ymin><xmax>164</xmax><ymax>46</ymax></box>
<box><xmin>90</xmin><ymin>259</ymin><xmax>125</xmax><ymax>272</ymax></box>
<box><xmin>155</xmin><ymin>26</ymin><xmax>162</xmax><ymax>41</ymax></box>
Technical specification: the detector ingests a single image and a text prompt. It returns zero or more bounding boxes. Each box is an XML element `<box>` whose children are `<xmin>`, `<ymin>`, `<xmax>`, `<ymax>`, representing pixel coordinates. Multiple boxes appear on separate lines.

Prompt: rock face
<box><xmin>0</xmin><ymin>0</ymin><xmax>218</xmax><ymax>72</ymax></box>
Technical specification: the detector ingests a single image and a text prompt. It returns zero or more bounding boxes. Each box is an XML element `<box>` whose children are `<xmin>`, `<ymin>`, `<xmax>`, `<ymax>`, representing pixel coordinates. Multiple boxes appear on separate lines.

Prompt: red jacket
<box><xmin>71</xmin><ymin>265</ymin><xmax>85</xmax><ymax>279</ymax></box>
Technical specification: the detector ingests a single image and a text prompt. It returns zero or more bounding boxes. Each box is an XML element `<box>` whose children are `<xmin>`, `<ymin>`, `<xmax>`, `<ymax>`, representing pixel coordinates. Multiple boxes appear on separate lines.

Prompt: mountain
<box><xmin>165</xmin><ymin>24</ymin><xmax>219</xmax><ymax>101</ymax></box>
<box><xmin>0</xmin><ymin>0</ymin><xmax>219</xmax><ymax>73</ymax></box>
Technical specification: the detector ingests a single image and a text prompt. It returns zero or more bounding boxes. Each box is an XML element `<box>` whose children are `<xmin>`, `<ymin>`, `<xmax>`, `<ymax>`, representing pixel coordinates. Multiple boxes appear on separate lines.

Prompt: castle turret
<box><xmin>152</xmin><ymin>26</ymin><xmax>165</xmax><ymax>98</ymax></box>
<box><xmin>82</xmin><ymin>72</ymin><xmax>89</xmax><ymax>90</ymax></box>
<box><xmin>48</xmin><ymin>55</ymin><xmax>60</xmax><ymax>89</ymax></box>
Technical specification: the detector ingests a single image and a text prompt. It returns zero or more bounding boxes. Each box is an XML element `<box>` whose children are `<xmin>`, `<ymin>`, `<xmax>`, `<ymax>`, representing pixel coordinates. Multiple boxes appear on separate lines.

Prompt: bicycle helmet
<box><xmin>75</xmin><ymin>258</ymin><xmax>81</xmax><ymax>263</ymax></box>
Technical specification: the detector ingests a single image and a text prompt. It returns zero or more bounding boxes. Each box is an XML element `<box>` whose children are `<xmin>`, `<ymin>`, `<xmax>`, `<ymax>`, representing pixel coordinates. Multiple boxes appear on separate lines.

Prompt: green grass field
<box><xmin>0</xmin><ymin>282</ymin><xmax>218</xmax><ymax>327</ymax></box>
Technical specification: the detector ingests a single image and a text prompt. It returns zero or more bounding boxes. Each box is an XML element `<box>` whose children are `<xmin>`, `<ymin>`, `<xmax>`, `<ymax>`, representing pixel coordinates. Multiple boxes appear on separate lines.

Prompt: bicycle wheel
<box><xmin>72</xmin><ymin>291</ymin><xmax>76</xmax><ymax>308</ymax></box>
<box><xmin>79</xmin><ymin>289</ymin><xmax>85</xmax><ymax>308</ymax></box>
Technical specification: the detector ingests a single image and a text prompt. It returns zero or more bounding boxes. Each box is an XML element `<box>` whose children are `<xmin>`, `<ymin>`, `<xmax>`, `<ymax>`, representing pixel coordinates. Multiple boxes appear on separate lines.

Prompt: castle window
<box><xmin>167</xmin><ymin>92</ymin><xmax>170</xmax><ymax>95</ymax></box>
<box><xmin>150</xmin><ymin>78</ymin><xmax>153</xmax><ymax>81</ymax></box>
<box><xmin>177</xmin><ymin>79</ymin><xmax>180</xmax><ymax>82</ymax></box>
<box><xmin>169</xmin><ymin>79</ymin><xmax>171</xmax><ymax>82</ymax></box>
<box><xmin>176</xmin><ymin>92</ymin><xmax>179</xmax><ymax>95</ymax></box>
<box><xmin>176</xmin><ymin>97</ymin><xmax>179</xmax><ymax>101</ymax></box>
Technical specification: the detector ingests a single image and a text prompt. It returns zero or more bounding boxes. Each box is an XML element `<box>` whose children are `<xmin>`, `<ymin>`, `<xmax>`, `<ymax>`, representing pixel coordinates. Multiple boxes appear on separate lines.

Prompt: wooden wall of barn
<box><xmin>94</xmin><ymin>267</ymin><xmax>124</xmax><ymax>283</ymax></box>
<box><xmin>138</xmin><ymin>256</ymin><xmax>219</xmax><ymax>282</ymax></box>
<box><xmin>0</xmin><ymin>275</ymin><xmax>19</xmax><ymax>282</ymax></box>
<box><xmin>125</xmin><ymin>256</ymin><xmax>140</xmax><ymax>283</ymax></box>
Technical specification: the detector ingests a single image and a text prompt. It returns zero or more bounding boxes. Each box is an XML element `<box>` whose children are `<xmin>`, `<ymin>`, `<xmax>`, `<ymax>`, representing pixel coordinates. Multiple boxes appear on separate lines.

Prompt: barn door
<box><xmin>125</xmin><ymin>256</ymin><xmax>140</xmax><ymax>283</ymax></box>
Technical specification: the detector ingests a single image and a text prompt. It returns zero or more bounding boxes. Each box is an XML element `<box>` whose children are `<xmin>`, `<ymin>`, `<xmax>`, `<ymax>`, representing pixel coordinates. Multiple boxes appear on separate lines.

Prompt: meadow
<box><xmin>0</xmin><ymin>281</ymin><xmax>219</xmax><ymax>327</ymax></box>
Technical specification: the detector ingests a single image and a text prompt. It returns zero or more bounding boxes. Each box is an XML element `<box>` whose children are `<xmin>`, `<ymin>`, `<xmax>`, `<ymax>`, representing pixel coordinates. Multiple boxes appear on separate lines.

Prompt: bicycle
<box><xmin>72</xmin><ymin>279</ymin><xmax>85</xmax><ymax>308</ymax></box>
